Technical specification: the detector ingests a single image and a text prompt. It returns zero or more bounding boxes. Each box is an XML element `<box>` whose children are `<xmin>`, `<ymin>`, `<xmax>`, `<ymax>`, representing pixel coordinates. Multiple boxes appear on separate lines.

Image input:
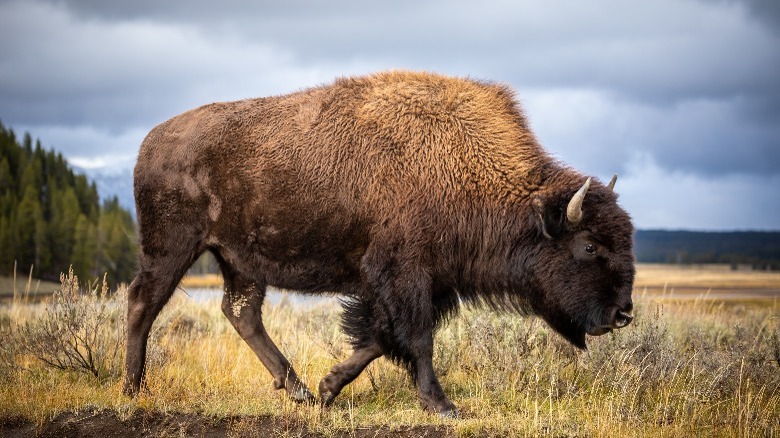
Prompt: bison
<box><xmin>124</xmin><ymin>71</ymin><xmax>635</xmax><ymax>416</ymax></box>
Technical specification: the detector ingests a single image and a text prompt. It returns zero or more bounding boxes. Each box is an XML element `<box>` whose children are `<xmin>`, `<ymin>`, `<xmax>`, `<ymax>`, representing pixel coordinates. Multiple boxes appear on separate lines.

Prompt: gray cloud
<box><xmin>699</xmin><ymin>0</ymin><xmax>780</xmax><ymax>33</ymax></box>
<box><xmin>36</xmin><ymin>0</ymin><xmax>779</xmax><ymax>102</ymax></box>
<box><xmin>525</xmin><ymin>91</ymin><xmax>780</xmax><ymax>178</ymax></box>
<box><xmin>1</xmin><ymin>0</ymin><xmax>778</xmax><ymax>229</ymax></box>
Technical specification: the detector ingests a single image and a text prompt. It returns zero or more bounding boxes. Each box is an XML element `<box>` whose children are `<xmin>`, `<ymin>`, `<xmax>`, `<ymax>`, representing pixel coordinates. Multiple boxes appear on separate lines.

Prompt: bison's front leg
<box><xmin>363</xmin><ymin>248</ymin><xmax>458</xmax><ymax>417</ymax></box>
<box><xmin>407</xmin><ymin>324</ymin><xmax>458</xmax><ymax>417</ymax></box>
<box><xmin>219</xmin><ymin>272</ymin><xmax>315</xmax><ymax>404</ymax></box>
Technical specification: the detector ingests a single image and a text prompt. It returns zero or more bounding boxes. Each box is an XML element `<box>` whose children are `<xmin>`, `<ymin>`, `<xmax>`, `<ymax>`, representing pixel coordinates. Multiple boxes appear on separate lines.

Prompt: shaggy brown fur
<box><xmin>124</xmin><ymin>71</ymin><xmax>635</xmax><ymax>416</ymax></box>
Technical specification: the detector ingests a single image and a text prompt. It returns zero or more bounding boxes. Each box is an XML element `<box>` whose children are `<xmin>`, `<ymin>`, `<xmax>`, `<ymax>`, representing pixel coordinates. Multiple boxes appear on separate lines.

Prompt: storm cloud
<box><xmin>0</xmin><ymin>0</ymin><xmax>778</xmax><ymax>229</ymax></box>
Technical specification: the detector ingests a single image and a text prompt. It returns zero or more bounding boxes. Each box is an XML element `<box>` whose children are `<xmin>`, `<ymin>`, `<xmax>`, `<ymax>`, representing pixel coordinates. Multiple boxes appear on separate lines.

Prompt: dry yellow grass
<box><xmin>179</xmin><ymin>273</ymin><xmax>223</xmax><ymax>289</ymax></box>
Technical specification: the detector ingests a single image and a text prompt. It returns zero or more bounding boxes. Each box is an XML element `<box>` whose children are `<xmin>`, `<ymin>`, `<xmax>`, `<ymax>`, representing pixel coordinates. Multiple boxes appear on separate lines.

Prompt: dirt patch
<box><xmin>0</xmin><ymin>410</ymin><xmax>454</xmax><ymax>437</ymax></box>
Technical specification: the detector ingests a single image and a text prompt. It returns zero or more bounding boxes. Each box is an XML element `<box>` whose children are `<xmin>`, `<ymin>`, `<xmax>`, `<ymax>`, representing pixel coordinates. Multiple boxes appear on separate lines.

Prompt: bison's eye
<box><xmin>585</xmin><ymin>243</ymin><xmax>596</xmax><ymax>254</ymax></box>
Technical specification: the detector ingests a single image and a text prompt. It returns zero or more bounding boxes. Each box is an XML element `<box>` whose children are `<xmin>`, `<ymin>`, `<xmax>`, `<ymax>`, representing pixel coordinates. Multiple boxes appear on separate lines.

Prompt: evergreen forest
<box><xmin>0</xmin><ymin>120</ymin><xmax>137</xmax><ymax>285</ymax></box>
<box><xmin>634</xmin><ymin>229</ymin><xmax>780</xmax><ymax>270</ymax></box>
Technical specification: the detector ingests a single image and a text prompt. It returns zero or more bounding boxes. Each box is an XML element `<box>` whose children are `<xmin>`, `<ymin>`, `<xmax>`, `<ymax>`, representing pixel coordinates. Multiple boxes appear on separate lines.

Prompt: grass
<box><xmin>179</xmin><ymin>273</ymin><xmax>223</xmax><ymax>289</ymax></box>
<box><xmin>1</xmin><ymin>268</ymin><xmax>779</xmax><ymax>436</ymax></box>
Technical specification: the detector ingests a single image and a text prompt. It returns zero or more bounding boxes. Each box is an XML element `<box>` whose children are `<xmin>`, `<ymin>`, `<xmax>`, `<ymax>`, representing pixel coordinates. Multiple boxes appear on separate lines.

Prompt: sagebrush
<box><xmin>6</xmin><ymin>267</ymin><xmax>126</xmax><ymax>380</ymax></box>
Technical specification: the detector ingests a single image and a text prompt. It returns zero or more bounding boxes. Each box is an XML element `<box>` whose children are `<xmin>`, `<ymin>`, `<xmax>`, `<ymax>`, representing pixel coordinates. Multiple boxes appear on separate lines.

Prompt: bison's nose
<box><xmin>613</xmin><ymin>310</ymin><xmax>633</xmax><ymax>328</ymax></box>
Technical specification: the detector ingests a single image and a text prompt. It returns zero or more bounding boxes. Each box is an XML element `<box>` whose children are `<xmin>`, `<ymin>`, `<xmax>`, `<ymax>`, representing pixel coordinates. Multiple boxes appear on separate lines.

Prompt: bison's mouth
<box><xmin>543</xmin><ymin>306</ymin><xmax>634</xmax><ymax>349</ymax></box>
<box><xmin>587</xmin><ymin>308</ymin><xmax>634</xmax><ymax>336</ymax></box>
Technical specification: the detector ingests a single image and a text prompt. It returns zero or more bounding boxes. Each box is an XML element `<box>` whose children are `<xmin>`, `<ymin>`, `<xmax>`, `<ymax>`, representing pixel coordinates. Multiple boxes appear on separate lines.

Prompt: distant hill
<box><xmin>634</xmin><ymin>230</ymin><xmax>780</xmax><ymax>270</ymax></box>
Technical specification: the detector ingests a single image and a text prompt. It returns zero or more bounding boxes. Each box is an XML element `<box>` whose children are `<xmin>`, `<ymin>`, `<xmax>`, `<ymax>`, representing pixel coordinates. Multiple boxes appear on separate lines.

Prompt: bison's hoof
<box><xmin>421</xmin><ymin>399</ymin><xmax>459</xmax><ymax>418</ymax></box>
<box><xmin>290</xmin><ymin>386</ymin><xmax>317</xmax><ymax>405</ymax></box>
<box><xmin>318</xmin><ymin>378</ymin><xmax>339</xmax><ymax>407</ymax></box>
<box><xmin>122</xmin><ymin>378</ymin><xmax>146</xmax><ymax>398</ymax></box>
<box><xmin>438</xmin><ymin>408</ymin><xmax>459</xmax><ymax>419</ymax></box>
<box><xmin>320</xmin><ymin>391</ymin><xmax>335</xmax><ymax>408</ymax></box>
<box><xmin>121</xmin><ymin>382</ymin><xmax>135</xmax><ymax>397</ymax></box>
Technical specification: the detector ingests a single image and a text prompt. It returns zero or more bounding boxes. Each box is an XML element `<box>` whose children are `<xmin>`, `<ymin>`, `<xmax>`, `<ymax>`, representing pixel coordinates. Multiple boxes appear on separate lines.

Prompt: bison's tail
<box><xmin>339</xmin><ymin>296</ymin><xmax>376</xmax><ymax>350</ymax></box>
<box><xmin>339</xmin><ymin>296</ymin><xmax>416</xmax><ymax>372</ymax></box>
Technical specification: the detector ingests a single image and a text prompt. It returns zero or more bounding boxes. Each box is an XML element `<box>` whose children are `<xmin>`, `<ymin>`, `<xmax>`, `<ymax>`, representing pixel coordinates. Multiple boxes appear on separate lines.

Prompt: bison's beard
<box><xmin>539</xmin><ymin>312</ymin><xmax>588</xmax><ymax>349</ymax></box>
<box><xmin>542</xmin><ymin>303</ymin><xmax>631</xmax><ymax>349</ymax></box>
<box><xmin>554</xmin><ymin>322</ymin><xmax>588</xmax><ymax>349</ymax></box>
<box><xmin>538</xmin><ymin>303</ymin><xmax>617</xmax><ymax>350</ymax></box>
<box><xmin>586</xmin><ymin>326</ymin><xmax>612</xmax><ymax>336</ymax></box>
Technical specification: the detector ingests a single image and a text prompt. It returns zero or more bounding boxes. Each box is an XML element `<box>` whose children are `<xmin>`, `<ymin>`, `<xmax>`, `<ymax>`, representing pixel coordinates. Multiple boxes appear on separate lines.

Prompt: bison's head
<box><xmin>524</xmin><ymin>175</ymin><xmax>635</xmax><ymax>349</ymax></box>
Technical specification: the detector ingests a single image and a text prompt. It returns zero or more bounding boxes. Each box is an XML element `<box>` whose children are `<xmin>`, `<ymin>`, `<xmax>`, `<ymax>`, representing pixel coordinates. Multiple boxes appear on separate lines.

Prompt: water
<box><xmin>177</xmin><ymin>286</ymin><xmax>339</xmax><ymax>308</ymax></box>
<box><xmin>0</xmin><ymin>285</ymin><xmax>341</xmax><ymax>308</ymax></box>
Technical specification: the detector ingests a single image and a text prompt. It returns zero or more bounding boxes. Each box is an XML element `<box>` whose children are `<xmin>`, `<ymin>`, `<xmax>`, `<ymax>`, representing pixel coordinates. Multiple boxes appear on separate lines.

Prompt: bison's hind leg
<box><xmin>319</xmin><ymin>342</ymin><xmax>383</xmax><ymax>407</ymax></box>
<box><xmin>319</xmin><ymin>297</ymin><xmax>383</xmax><ymax>406</ymax></box>
<box><xmin>216</xmin><ymin>257</ymin><xmax>315</xmax><ymax>404</ymax></box>
<box><xmin>124</xmin><ymin>245</ymin><xmax>204</xmax><ymax>396</ymax></box>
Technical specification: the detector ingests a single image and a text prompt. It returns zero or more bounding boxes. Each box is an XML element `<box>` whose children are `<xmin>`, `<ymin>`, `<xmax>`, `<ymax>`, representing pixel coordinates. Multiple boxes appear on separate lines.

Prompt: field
<box><xmin>1</xmin><ymin>264</ymin><xmax>779</xmax><ymax>437</ymax></box>
<box><xmin>0</xmin><ymin>271</ymin><xmax>59</xmax><ymax>301</ymax></box>
<box><xmin>635</xmin><ymin>264</ymin><xmax>780</xmax><ymax>299</ymax></box>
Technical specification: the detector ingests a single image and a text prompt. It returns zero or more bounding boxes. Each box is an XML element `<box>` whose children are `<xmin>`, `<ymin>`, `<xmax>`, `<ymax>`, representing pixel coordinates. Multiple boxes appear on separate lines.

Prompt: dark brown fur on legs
<box><xmin>329</xmin><ymin>282</ymin><xmax>460</xmax><ymax>414</ymax></box>
<box><xmin>124</xmin><ymin>259</ymin><xmax>199</xmax><ymax>395</ymax></box>
<box><xmin>319</xmin><ymin>343</ymin><xmax>382</xmax><ymax>407</ymax></box>
<box><xmin>355</xmin><ymin>240</ymin><xmax>459</xmax><ymax>415</ymax></box>
<box><xmin>218</xmin><ymin>257</ymin><xmax>316</xmax><ymax>404</ymax></box>
<box><xmin>123</xmin><ymin>272</ymin><xmax>170</xmax><ymax>396</ymax></box>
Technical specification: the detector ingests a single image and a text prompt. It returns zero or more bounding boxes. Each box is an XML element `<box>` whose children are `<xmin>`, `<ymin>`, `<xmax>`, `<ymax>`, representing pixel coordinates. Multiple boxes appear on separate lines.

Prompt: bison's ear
<box><xmin>532</xmin><ymin>197</ymin><xmax>553</xmax><ymax>239</ymax></box>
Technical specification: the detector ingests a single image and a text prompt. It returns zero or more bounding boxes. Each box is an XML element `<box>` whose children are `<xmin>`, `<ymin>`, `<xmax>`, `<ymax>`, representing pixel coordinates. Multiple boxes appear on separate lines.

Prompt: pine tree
<box><xmin>72</xmin><ymin>213</ymin><xmax>97</xmax><ymax>280</ymax></box>
<box><xmin>97</xmin><ymin>197</ymin><xmax>137</xmax><ymax>284</ymax></box>
<box><xmin>48</xmin><ymin>185</ymin><xmax>81</xmax><ymax>273</ymax></box>
<box><xmin>15</xmin><ymin>185</ymin><xmax>43</xmax><ymax>274</ymax></box>
<box><xmin>74</xmin><ymin>175</ymin><xmax>99</xmax><ymax>222</ymax></box>
<box><xmin>18</xmin><ymin>160</ymin><xmax>42</xmax><ymax>199</ymax></box>
<box><xmin>0</xmin><ymin>190</ymin><xmax>14</xmax><ymax>222</ymax></box>
<box><xmin>0</xmin><ymin>157</ymin><xmax>12</xmax><ymax>194</ymax></box>
<box><xmin>0</xmin><ymin>216</ymin><xmax>13</xmax><ymax>270</ymax></box>
<box><xmin>22</xmin><ymin>132</ymin><xmax>33</xmax><ymax>153</ymax></box>
<box><xmin>35</xmin><ymin>209</ymin><xmax>50</xmax><ymax>270</ymax></box>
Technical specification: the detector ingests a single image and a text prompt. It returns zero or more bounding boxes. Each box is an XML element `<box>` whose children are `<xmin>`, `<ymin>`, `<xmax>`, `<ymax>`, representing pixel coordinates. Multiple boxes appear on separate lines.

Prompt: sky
<box><xmin>1</xmin><ymin>0</ymin><xmax>778</xmax><ymax>230</ymax></box>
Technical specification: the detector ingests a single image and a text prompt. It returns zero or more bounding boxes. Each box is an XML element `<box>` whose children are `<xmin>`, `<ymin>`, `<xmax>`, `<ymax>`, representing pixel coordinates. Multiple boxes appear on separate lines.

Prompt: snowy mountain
<box><xmin>75</xmin><ymin>162</ymin><xmax>135</xmax><ymax>215</ymax></box>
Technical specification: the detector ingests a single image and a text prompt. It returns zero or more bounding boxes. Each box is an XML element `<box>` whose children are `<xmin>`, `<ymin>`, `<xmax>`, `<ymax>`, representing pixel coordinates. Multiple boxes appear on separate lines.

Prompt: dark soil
<box><xmin>0</xmin><ymin>410</ymin><xmax>454</xmax><ymax>437</ymax></box>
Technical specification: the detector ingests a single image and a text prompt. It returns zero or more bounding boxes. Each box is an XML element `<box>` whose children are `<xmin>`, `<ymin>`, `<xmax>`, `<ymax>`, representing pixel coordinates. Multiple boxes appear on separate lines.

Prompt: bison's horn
<box><xmin>608</xmin><ymin>174</ymin><xmax>617</xmax><ymax>191</ymax></box>
<box><xmin>566</xmin><ymin>177</ymin><xmax>591</xmax><ymax>225</ymax></box>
